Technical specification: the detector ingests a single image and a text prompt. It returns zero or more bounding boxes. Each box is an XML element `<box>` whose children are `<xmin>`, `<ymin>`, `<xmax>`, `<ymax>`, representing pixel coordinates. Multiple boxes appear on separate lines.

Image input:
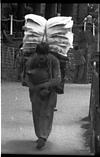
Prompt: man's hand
<box><xmin>36</xmin><ymin>81</ymin><xmax>51</xmax><ymax>89</ymax></box>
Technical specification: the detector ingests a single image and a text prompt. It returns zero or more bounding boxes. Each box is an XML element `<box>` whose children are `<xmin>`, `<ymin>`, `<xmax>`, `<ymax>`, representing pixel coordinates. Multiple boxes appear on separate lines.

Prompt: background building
<box><xmin>1</xmin><ymin>3</ymin><xmax>99</xmax><ymax>82</ymax></box>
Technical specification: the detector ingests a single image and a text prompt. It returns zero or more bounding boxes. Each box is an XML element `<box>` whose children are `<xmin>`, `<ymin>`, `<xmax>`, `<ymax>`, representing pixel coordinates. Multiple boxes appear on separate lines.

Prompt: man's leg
<box><xmin>29</xmin><ymin>89</ymin><xmax>57</xmax><ymax>149</ymax></box>
<box><xmin>73</xmin><ymin>66</ymin><xmax>78</xmax><ymax>83</ymax></box>
<box><xmin>77</xmin><ymin>64</ymin><xmax>84</xmax><ymax>83</ymax></box>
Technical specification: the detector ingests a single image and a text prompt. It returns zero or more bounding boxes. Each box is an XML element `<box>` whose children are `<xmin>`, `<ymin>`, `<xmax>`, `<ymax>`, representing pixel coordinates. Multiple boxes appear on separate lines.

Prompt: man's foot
<box><xmin>36</xmin><ymin>138</ymin><xmax>46</xmax><ymax>149</ymax></box>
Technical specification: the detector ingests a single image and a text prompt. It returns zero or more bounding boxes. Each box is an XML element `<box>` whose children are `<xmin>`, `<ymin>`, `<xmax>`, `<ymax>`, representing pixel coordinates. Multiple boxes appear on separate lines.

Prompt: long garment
<box><xmin>25</xmin><ymin>53</ymin><xmax>61</xmax><ymax>139</ymax></box>
<box><xmin>29</xmin><ymin>88</ymin><xmax>57</xmax><ymax>139</ymax></box>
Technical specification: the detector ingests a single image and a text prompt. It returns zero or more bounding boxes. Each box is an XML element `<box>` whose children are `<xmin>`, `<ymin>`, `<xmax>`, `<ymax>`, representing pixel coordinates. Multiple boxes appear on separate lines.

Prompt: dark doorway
<box><xmin>45</xmin><ymin>3</ymin><xmax>57</xmax><ymax>20</ymax></box>
<box><xmin>61</xmin><ymin>4</ymin><xmax>73</xmax><ymax>16</ymax></box>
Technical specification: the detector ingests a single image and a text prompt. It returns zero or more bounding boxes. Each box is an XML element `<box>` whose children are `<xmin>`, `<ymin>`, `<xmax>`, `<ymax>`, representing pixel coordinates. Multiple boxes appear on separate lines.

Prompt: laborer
<box><xmin>24</xmin><ymin>42</ymin><xmax>61</xmax><ymax>149</ymax></box>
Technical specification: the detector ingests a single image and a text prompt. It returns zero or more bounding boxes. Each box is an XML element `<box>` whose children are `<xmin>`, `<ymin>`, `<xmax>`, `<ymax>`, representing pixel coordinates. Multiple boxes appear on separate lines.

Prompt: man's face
<box><xmin>38</xmin><ymin>53</ymin><xmax>47</xmax><ymax>57</ymax></box>
<box><xmin>37</xmin><ymin>53</ymin><xmax>47</xmax><ymax>68</ymax></box>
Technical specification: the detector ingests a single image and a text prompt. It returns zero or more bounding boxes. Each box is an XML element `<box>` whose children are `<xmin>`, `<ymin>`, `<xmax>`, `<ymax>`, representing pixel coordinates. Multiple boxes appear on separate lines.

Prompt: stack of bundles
<box><xmin>22</xmin><ymin>14</ymin><xmax>73</xmax><ymax>57</ymax></box>
<box><xmin>22</xmin><ymin>14</ymin><xmax>46</xmax><ymax>53</ymax></box>
<box><xmin>47</xmin><ymin>16</ymin><xmax>73</xmax><ymax>57</ymax></box>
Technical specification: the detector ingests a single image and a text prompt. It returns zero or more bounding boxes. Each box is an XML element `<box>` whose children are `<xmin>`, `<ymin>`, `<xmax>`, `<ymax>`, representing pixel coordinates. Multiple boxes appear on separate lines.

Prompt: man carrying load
<box><xmin>20</xmin><ymin>14</ymin><xmax>73</xmax><ymax>149</ymax></box>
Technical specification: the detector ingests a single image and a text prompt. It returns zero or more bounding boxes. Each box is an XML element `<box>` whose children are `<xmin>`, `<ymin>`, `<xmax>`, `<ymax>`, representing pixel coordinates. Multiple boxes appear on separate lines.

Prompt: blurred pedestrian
<box><xmin>15</xmin><ymin>43</ymin><xmax>24</xmax><ymax>81</ymax></box>
<box><xmin>73</xmin><ymin>45</ymin><xmax>86</xmax><ymax>83</ymax></box>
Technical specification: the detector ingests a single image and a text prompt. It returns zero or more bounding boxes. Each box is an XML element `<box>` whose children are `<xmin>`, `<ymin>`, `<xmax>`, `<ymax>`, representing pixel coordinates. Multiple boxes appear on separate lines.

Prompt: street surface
<box><xmin>1</xmin><ymin>82</ymin><xmax>92</xmax><ymax>155</ymax></box>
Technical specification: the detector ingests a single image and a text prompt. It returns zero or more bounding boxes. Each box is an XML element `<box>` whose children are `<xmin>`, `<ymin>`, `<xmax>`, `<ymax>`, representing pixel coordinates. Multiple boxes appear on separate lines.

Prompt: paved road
<box><xmin>1</xmin><ymin>82</ymin><xmax>92</xmax><ymax>155</ymax></box>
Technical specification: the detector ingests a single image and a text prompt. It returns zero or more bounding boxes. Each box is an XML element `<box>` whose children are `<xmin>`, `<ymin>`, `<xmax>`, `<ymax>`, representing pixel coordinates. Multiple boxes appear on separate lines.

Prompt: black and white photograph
<box><xmin>1</xmin><ymin>2</ymin><xmax>100</xmax><ymax>155</ymax></box>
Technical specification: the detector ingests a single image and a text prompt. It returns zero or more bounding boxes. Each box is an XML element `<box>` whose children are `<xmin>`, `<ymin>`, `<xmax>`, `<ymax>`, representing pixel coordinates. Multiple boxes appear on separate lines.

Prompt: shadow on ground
<box><xmin>1</xmin><ymin>140</ymin><xmax>54</xmax><ymax>154</ymax></box>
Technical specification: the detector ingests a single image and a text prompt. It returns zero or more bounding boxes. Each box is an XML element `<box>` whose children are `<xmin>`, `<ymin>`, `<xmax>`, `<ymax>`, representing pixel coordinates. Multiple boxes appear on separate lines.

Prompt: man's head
<box><xmin>36</xmin><ymin>42</ymin><xmax>49</xmax><ymax>55</ymax></box>
<box><xmin>35</xmin><ymin>42</ymin><xmax>50</xmax><ymax>67</ymax></box>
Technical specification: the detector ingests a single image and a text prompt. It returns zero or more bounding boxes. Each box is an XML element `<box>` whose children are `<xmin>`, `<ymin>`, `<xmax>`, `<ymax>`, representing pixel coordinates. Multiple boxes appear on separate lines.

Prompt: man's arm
<box><xmin>24</xmin><ymin>54</ymin><xmax>37</xmax><ymax>89</ymax></box>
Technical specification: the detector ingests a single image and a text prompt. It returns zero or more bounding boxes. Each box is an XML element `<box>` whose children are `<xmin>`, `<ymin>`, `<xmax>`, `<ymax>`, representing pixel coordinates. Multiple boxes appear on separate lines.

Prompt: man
<box><xmin>15</xmin><ymin>44</ymin><xmax>24</xmax><ymax>81</ymax></box>
<box><xmin>73</xmin><ymin>45</ymin><xmax>86</xmax><ymax>83</ymax></box>
<box><xmin>24</xmin><ymin>42</ymin><xmax>61</xmax><ymax>149</ymax></box>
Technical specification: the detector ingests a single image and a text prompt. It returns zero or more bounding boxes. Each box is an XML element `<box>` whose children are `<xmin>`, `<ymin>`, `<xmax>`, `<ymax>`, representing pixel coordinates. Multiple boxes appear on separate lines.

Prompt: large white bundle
<box><xmin>22</xmin><ymin>14</ymin><xmax>73</xmax><ymax>56</ymax></box>
<box><xmin>47</xmin><ymin>17</ymin><xmax>73</xmax><ymax>56</ymax></box>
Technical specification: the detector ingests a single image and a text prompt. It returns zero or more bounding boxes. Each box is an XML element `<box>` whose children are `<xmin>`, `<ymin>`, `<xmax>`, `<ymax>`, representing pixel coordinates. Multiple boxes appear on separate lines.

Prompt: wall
<box><xmin>1</xmin><ymin>42</ymin><xmax>18</xmax><ymax>81</ymax></box>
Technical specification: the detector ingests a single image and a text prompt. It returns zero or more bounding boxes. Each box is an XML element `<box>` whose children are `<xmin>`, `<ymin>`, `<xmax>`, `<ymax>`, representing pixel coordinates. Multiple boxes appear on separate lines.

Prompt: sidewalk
<box><xmin>1</xmin><ymin>82</ymin><xmax>92</xmax><ymax>155</ymax></box>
